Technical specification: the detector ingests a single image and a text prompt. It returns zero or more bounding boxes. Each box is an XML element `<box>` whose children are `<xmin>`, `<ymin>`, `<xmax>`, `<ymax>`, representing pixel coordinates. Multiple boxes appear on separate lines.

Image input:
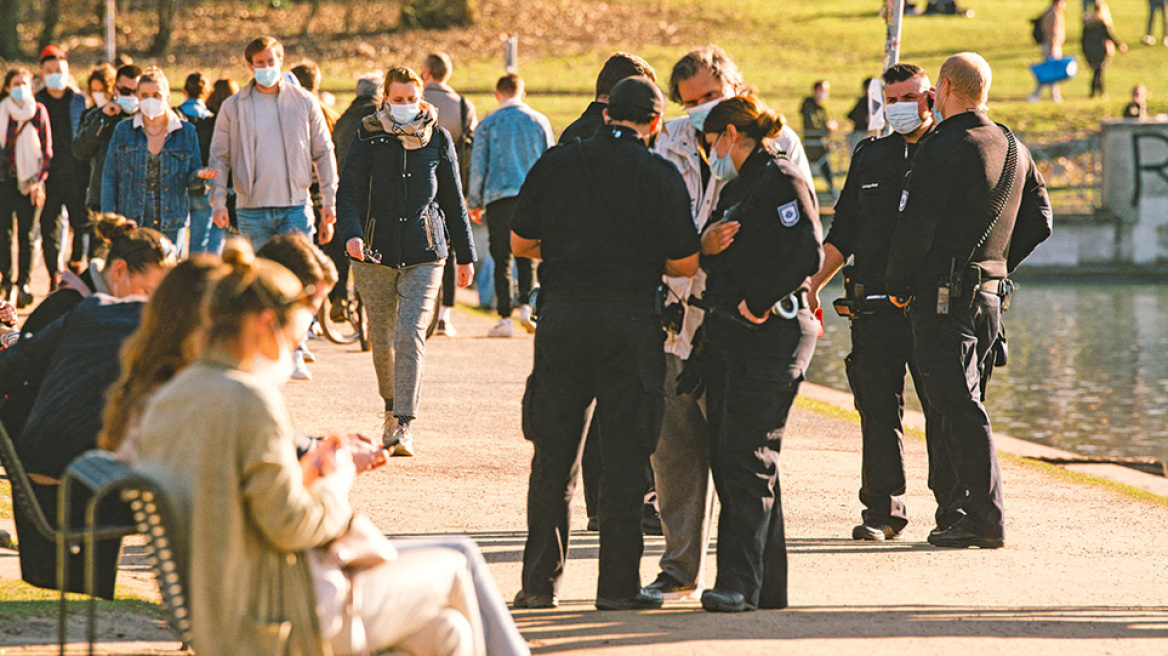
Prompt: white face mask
<box><xmin>91</xmin><ymin>91</ymin><xmax>108</xmax><ymax>107</ymax></box>
<box><xmin>885</xmin><ymin>101</ymin><xmax>925</xmax><ymax>134</ymax></box>
<box><xmin>685</xmin><ymin>96</ymin><xmax>723</xmax><ymax>132</ymax></box>
<box><xmin>139</xmin><ymin>97</ymin><xmax>166</xmax><ymax>120</ymax></box>
<box><xmin>389</xmin><ymin>102</ymin><xmax>420</xmax><ymax>124</ymax></box>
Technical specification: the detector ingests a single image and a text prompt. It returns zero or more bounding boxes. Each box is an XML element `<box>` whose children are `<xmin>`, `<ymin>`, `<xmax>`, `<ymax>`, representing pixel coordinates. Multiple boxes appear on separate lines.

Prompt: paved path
<box><xmin>3</xmin><ymin>297</ymin><xmax>1168</xmax><ymax>655</ymax></box>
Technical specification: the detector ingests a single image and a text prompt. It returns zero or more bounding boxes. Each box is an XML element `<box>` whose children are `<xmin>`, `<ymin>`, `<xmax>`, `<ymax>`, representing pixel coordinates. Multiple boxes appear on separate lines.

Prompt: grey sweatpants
<box><xmin>351</xmin><ymin>259</ymin><xmax>444</xmax><ymax>418</ymax></box>
<box><xmin>651</xmin><ymin>353</ymin><xmax>717</xmax><ymax>589</ymax></box>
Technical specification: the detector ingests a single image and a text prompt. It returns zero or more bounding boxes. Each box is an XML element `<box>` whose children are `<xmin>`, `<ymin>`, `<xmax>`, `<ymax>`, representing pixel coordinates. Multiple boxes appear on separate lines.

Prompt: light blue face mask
<box><xmin>254</xmin><ymin>65</ymin><xmax>282</xmax><ymax>88</ymax></box>
<box><xmin>44</xmin><ymin>73</ymin><xmax>67</xmax><ymax>91</ymax></box>
<box><xmin>389</xmin><ymin>102</ymin><xmax>420</xmax><ymax>124</ymax></box>
<box><xmin>709</xmin><ymin>133</ymin><xmax>738</xmax><ymax>182</ymax></box>
<box><xmin>115</xmin><ymin>94</ymin><xmax>139</xmax><ymax>114</ymax></box>
<box><xmin>9</xmin><ymin>85</ymin><xmax>31</xmax><ymax>104</ymax></box>
<box><xmin>686</xmin><ymin>97</ymin><xmax>722</xmax><ymax>132</ymax></box>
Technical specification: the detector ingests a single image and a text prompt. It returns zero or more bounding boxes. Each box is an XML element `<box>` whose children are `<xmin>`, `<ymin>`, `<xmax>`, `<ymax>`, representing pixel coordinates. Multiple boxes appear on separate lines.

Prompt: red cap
<box><xmin>39</xmin><ymin>45</ymin><xmax>66</xmax><ymax>62</ymax></box>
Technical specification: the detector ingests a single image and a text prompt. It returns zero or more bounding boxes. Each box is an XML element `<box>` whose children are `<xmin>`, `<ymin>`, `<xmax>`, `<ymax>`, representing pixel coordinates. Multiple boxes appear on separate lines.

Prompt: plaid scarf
<box><xmin>373</xmin><ymin>102</ymin><xmax>436</xmax><ymax>151</ymax></box>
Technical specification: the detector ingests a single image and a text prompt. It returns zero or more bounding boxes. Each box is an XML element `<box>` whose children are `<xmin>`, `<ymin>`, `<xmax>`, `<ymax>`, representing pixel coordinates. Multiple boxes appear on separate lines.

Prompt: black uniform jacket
<box><xmin>511</xmin><ymin>125</ymin><xmax>699</xmax><ymax>298</ymax></box>
<box><xmin>886</xmin><ymin>111</ymin><xmax>1053</xmax><ymax>297</ymax></box>
<box><xmin>702</xmin><ymin>147</ymin><xmax>824</xmax><ymax>318</ymax></box>
<box><xmin>827</xmin><ymin>131</ymin><xmax>925</xmax><ymax>294</ymax></box>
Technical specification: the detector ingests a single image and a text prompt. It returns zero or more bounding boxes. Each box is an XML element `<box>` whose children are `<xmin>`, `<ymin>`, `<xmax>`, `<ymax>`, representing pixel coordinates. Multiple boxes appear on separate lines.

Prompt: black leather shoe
<box><xmin>642</xmin><ymin>509</ymin><xmax>663</xmax><ymax>536</ymax></box>
<box><xmin>645</xmin><ymin>571</ymin><xmax>699</xmax><ymax>600</ymax></box>
<box><xmin>927</xmin><ymin>525</ymin><xmax>1004</xmax><ymax>549</ymax></box>
<box><xmin>852</xmin><ymin>523</ymin><xmax>902</xmax><ymax>541</ymax></box>
<box><xmin>15</xmin><ymin>285</ymin><xmax>32</xmax><ymax>309</ymax></box>
<box><xmin>513</xmin><ymin>590</ymin><xmax>558</xmax><ymax>609</ymax></box>
<box><xmin>586</xmin><ymin>517</ymin><xmax>599</xmax><ymax>532</ymax></box>
<box><xmin>701</xmin><ymin>589</ymin><xmax>756</xmax><ymax>613</ymax></box>
<box><xmin>595</xmin><ymin>587</ymin><xmax>664</xmax><ymax>611</ymax></box>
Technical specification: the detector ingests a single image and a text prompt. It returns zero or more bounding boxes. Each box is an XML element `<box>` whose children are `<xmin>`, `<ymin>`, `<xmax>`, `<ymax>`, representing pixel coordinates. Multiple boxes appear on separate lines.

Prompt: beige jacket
<box><xmin>132</xmin><ymin>353</ymin><xmax>352</xmax><ymax>656</ymax></box>
<box><xmin>209</xmin><ymin>79</ymin><xmax>339</xmax><ymax>212</ymax></box>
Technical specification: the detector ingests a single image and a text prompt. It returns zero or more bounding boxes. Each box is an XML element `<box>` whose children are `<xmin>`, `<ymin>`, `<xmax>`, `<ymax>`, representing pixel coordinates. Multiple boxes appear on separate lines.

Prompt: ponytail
<box><xmin>703</xmin><ymin>95</ymin><xmax>786</xmax><ymax>142</ymax></box>
<box><xmin>95</xmin><ymin>214</ymin><xmax>176</xmax><ymax>274</ymax></box>
<box><xmin>205</xmin><ymin>239</ymin><xmax>311</xmax><ymax>344</ymax></box>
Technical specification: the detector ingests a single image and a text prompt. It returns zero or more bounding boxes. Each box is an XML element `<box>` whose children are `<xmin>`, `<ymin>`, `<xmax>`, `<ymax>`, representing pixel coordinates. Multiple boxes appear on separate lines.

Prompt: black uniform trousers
<box><xmin>846</xmin><ymin>308</ymin><xmax>958</xmax><ymax>531</ymax></box>
<box><xmin>39</xmin><ymin>170</ymin><xmax>87</xmax><ymax>278</ymax></box>
<box><xmin>0</xmin><ymin>178</ymin><xmax>38</xmax><ymax>287</ymax></box>
<box><xmin>521</xmin><ymin>298</ymin><xmax>664</xmax><ymax>600</ymax></box>
<box><xmin>909</xmin><ymin>290</ymin><xmax>1005</xmax><ymax>539</ymax></box>
<box><xmin>704</xmin><ymin>310</ymin><xmax>818</xmax><ymax>609</ymax></box>
<box><xmin>485</xmin><ymin>197</ymin><xmax>533</xmax><ymax>317</ymax></box>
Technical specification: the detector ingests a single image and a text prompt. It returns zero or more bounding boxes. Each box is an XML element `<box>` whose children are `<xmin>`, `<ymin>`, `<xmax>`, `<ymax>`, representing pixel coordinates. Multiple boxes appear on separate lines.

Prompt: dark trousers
<box><xmin>1089</xmin><ymin>66</ymin><xmax>1105</xmax><ymax>98</ymax></box>
<box><xmin>581</xmin><ymin>412</ymin><xmax>602</xmax><ymax>519</ymax></box>
<box><xmin>442</xmin><ymin>255</ymin><xmax>457</xmax><ymax>307</ymax></box>
<box><xmin>0</xmin><ymin>178</ymin><xmax>38</xmax><ymax>287</ymax></box>
<box><xmin>323</xmin><ymin>225</ymin><xmax>352</xmax><ymax>303</ymax></box>
<box><xmin>485</xmin><ymin>197</ymin><xmax>533</xmax><ymax>317</ymax></box>
<box><xmin>39</xmin><ymin>172</ymin><xmax>86</xmax><ymax>279</ymax></box>
<box><xmin>846</xmin><ymin>308</ymin><xmax>953</xmax><ymax>531</ymax></box>
<box><xmin>704</xmin><ymin>310</ymin><xmax>818</xmax><ymax>609</ymax></box>
<box><xmin>909</xmin><ymin>291</ymin><xmax>1004</xmax><ymax>539</ymax></box>
<box><xmin>814</xmin><ymin>158</ymin><xmax>837</xmax><ymax>196</ymax></box>
<box><xmin>521</xmin><ymin>299</ymin><xmax>665</xmax><ymax>600</ymax></box>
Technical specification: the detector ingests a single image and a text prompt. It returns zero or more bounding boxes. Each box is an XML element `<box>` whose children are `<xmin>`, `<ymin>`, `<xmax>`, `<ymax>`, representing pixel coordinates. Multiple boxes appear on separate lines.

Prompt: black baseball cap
<box><xmin>608</xmin><ymin>76</ymin><xmax>666</xmax><ymax>116</ymax></box>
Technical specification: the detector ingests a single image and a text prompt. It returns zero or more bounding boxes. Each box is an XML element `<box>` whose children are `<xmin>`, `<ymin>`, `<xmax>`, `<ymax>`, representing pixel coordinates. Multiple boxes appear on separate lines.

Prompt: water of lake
<box><xmin>806</xmin><ymin>279</ymin><xmax>1168</xmax><ymax>465</ymax></box>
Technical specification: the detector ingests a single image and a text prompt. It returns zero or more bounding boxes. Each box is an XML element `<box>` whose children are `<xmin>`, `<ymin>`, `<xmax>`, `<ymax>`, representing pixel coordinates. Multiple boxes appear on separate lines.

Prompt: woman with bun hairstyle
<box><xmin>20</xmin><ymin>213</ymin><xmax>176</xmax><ymax>338</ymax></box>
<box><xmin>130</xmin><ymin>242</ymin><xmax>525</xmax><ymax>656</ymax></box>
<box><xmin>0</xmin><ymin>237</ymin><xmax>177</xmax><ymax>598</ymax></box>
<box><xmin>0</xmin><ymin>66</ymin><xmax>53</xmax><ymax>309</ymax></box>
<box><xmin>102</xmin><ymin>67</ymin><xmax>217</xmax><ymax>245</ymax></box>
<box><xmin>694</xmin><ymin>95</ymin><xmax>823</xmax><ymax>613</ymax></box>
<box><xmin>337</xmin><ymin>66</ymin><xmax>477</xmax><ymax>457</ymax></box>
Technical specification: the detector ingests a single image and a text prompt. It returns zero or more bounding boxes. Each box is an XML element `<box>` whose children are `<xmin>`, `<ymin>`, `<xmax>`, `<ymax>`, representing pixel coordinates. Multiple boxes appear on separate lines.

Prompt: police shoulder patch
<box><xmin>778</xmin><ymin>200</ymin><xmax>800</xmax><ymax>227</ymax></box>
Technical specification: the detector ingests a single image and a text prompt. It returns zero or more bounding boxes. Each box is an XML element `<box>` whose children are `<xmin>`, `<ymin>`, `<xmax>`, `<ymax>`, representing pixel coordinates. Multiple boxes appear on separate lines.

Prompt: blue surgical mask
<box><xmin>44</xmin><ymin>72</ymin><xmax>67</xmax><ymax>91</ymax></box>
<box><xmin>9</xmin><ymin>84</ymin><xmax>31</xmax><ymax>104</ymax></box>
<box><xmin>390</xmin><ymin>102</ymin><xmax>420</xmax><ymax>124</ymax></box>
<box><xmin>709</xmin><ymin>134</ymin><xmax>738</xmax><ymax>182</ymax></box>
<box><xmin>685</xmin><ymin>97</ymin><xmax>722</xmax><ymax>132</ymax></box>
<box><xmin>254</xmin><ymin>65</ymin><xmax>282</xmax><ymax>88</ymax></box>
<box><xmin>115</xmin><ymin>95</ymin><xmax>139</xmax><ymax>114</ymax></box>
<box><xmin>885</xmin><ymin>101</ymin><xmax>924</xmax><ymax>135</ymax></box>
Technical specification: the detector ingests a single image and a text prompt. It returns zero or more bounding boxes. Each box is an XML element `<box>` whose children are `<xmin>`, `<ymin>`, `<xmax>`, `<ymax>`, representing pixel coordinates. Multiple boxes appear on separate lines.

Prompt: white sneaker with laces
<box><xmin>291</xmin><ymin>350</ymin><xmax>312</xmax><ymax>380</ymax></box>
<box><xmin>518</xmin><ymin>304</ymin><xmax>536</xmax><ymax>334</ymax></box>
<box><xmin>391</xmin><ymin>421</ymin><xmax>415</xmax><ymax>457</ymax></box>
<box><xmin>487</xmin><ymin>318</ymin><xmax>514</xmax><ymax>338</ymax></box>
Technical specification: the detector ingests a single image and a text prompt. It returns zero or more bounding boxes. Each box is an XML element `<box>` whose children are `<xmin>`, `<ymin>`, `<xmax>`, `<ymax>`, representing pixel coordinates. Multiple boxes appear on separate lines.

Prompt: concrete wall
<box><xmin>1100</xmin><ymin>119</ymin><xmax>1168</xmax><ymax>266</ymax></box>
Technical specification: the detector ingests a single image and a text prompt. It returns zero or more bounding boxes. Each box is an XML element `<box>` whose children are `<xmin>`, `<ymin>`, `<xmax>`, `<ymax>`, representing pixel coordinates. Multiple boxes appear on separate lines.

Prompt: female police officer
<box><xmin>696</xmin><ymin>95</ymin><xmax>822</xmax><ymax>613</ymax></box>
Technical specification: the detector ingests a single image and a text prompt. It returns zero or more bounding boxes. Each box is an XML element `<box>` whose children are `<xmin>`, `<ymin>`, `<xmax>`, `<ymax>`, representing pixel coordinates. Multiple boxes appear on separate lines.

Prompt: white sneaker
<box><xmin>291</xmin><ymin>350</ymin><xmax>312</xmax><ymax>380</ymax></box>
<box><xmin>391</xmin><ymin>421</ymin><xmax>415</xmax><ymax>457</ymax></box>
<box><xmin>487</xmin><ymin>318</ymin><xmax>514</xmax><ymax>338</ymax></box>
<box><xmin>518</xmin><ymin>304</ymin><xmax>536</xmax><ymax>334</ymax></box>
<box><xmin>381</xmin><ymin>413</ymin><xmax>398</xmax><ymax>449</ymax></box>
<box><xmin>436</xmin><ymin>319</ymin><xmax>457</xmax><ymax>336</ymax></box>
<box><xmin>1026</xmin><ymin>91</ymin><xmax>1040</xmax><ymax>103</ymax></box>
<box><xmin>301</xmin><ymin>346</ymin><xmax>316</xmax><ymax>363</ymax></box>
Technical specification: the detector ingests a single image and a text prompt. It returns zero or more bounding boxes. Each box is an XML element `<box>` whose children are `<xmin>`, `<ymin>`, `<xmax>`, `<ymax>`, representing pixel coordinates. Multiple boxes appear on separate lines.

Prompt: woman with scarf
<box><xmin>0</xmin><ymin>67</ymin><xmax>53</xmax><ymax>308</ymax></box>
<box><xmin>102</xmin><ymin>67</ymin><xmax>216</xmax><ymax>245</ymax></box>
<box><xmin>336</xmin><ymin>66</ymin><xmax>476</xmax><ymax>458</ymax></box>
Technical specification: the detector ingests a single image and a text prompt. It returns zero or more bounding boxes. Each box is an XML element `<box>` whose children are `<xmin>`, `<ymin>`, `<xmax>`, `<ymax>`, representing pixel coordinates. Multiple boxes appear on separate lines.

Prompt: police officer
<box><xmin>886</xmin><ymin>53</ymin><xmax>1053</xmax><ymax>549</ymax></box>
<box><xmin>510</xmin><ymin>76</ymin><xmax>700</xmax><ymax>610</ymax></box>
<box><xmin>697</xmin><ymin>95</ymin><xmax>822</xmax><ymax>612</ymax></box>
<box><xmin>808</xmin><ymin>62</ymin><xmax>953</xmax><ymax>542</ymax></box>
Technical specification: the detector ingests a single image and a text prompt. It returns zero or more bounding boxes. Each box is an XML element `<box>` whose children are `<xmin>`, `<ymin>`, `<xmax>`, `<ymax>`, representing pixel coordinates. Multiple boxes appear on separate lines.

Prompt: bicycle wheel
<box><xmin>319</xmin><ymin>288</ymin><xmax>361</xmax><ymax>345</ymax></box>
<box><xmin>356</xmin><ymin>291</ymin><xmax>371</xmax><ymax>352</ymax></box>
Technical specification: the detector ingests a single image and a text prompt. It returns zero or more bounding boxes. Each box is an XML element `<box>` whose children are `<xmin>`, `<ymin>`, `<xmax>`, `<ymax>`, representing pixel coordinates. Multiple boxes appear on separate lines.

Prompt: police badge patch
<box><xmin>899</xmin><ymin>190</ymin><xmax>909</xmax><ymax>212</ymax></box>
<box><xmin>778</xmin><ymin>201</ymin><xmax>799</xmax><ymax>227</ymax></box>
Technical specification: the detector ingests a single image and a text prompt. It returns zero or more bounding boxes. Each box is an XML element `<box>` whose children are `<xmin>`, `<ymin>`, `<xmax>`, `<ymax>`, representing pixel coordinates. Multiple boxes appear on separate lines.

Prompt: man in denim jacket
<box><xmin>467</xmin><ymin>74</ymin><xmax>553</xmax><ymax>338</ymax></box>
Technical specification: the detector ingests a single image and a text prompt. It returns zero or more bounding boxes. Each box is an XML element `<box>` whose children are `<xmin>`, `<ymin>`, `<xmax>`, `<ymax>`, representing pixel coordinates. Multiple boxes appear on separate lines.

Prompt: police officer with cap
<box><xmin>510</xmin><ymin>76</ymin><xmax>701</xmax><ymax>610</ymax></box>
<box><xmin>886</xmin><ymin>53</ymin><xmax>1052</xmax><ymax>549</ymax></box>
<box><xmin>808</xmin><ymin>62</ymin><xmax>951</xmax><ymax>542</ymax></box>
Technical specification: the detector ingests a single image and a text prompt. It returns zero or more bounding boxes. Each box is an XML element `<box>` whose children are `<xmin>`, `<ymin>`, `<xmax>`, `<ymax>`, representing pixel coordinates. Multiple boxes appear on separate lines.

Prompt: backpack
<box><xmin>1031</xmin><ymin>15</ymin><xmax>1045</xmax><ymax>44</ymax></box>
<box><xmin>455</xmin><ymin>95</ymin><xmax>474</xmax><ymax>190</ymax></box>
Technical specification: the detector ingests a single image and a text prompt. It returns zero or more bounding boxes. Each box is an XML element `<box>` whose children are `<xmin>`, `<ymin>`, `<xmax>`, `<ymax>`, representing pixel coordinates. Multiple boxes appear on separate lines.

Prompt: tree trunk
<box><xmin>149</xmin><ymin>0</ymin><xmax>175</xmax><ymax>56</ymax></box>
<box><xmin>300</xmin><ymin>0</ymin><xmax>322</xmax><ymax>37</ymax></box>
<box><xmin>0</xmin><ymin>0</ymin><xmax>23</xmax><ymax>59</ymax></box>
<box><xmin>39</xmin><ymin>0</ymin><xmax>62</xmax><ymax>52</ymax></box>
<box><xmin>401</xmin><ymin>0</ymin><xmax>475</xmax><ymax>29</ymax></box>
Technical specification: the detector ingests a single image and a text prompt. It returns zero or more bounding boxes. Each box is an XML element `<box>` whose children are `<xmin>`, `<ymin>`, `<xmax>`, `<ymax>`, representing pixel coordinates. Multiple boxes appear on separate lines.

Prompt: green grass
<box><xmin>0</xmin><ymin>579</ymin><xmax>165</xmax><ymax>619</ymax></box>
<box><xmin>0</xmin><ymin>479</ymin><xmax>11</xmax><ymax>520</ymax></box>
<box><xmin>796</xmin><ymin>389</ymin><xmax>1168</xmax><ymax>508</ymax></box>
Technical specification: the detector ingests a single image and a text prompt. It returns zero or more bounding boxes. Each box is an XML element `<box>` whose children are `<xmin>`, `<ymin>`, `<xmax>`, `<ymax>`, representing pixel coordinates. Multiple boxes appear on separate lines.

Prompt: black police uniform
<box><xmin>700</xmin><ymin>146</ymin><xmax>822</xmax><ymax>608</ymax></box>
<box><xmin>511</xmin><ymin>124</ymin><xmax>700</xmax><ymax>602</ymax></box>
<box><xmin>887</xmin><ymin>110</ymin><xmax>1052</xmax><ymax>544</ymax></box>
<box><xmin>828</xmin><ymin>130</ymin><xmax>955</xmax><ymax>534</ymax></box>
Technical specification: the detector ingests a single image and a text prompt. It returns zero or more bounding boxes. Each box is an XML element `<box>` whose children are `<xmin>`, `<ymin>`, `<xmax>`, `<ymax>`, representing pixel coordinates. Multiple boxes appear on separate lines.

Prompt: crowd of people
<box><xmin>0</xmin><ymin>30</ymin><xmax>1056</xmax><ymax>655</ymax></box>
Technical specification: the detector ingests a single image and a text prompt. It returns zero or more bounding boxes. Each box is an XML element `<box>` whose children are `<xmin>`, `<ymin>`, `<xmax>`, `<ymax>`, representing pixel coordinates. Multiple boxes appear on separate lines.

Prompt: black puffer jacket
<box><xmin>335</xmin><ymin>117</ymin><xmax>476</xmax><ymax>269</ymax></box>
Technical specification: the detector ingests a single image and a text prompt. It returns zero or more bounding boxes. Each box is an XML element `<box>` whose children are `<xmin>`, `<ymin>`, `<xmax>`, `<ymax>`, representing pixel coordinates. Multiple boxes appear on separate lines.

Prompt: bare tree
<box><xmin>39</xmin><ymin>0</ymin><xmax>63</xmax><ymax>52</ymax></box>
<box><xmin>401</xmin><ymin>0</ymin><xmax>476</xmax><ymax>29</ymax></box>
<box><xmin>149</xmin><ymin>0</ymin><xmax>177</xmax><ymax>55</ymax></box>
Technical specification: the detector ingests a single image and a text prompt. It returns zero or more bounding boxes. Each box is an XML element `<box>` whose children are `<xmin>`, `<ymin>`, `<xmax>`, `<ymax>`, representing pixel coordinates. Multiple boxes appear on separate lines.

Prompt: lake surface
<box><xmin>806</xmin><ymin>279</ymin><xmax>1168</xmax><ymax>465</ymax></box>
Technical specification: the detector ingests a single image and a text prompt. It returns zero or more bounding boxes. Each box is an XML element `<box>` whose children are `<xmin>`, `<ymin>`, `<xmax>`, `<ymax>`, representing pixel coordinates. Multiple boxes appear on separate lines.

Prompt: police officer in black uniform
<box><xmin>696</xmin><ymin>95</ymin><xmax>822</xmax><ymax>612</ymax></box>
<box><xmin>510</xmin><ymin>76</ymin><xmax>700</xmax><ymax>610</ymax></box>
<box><xmin>886</xmin><ymin>53</ymin><xmax>1052</xmax><ymax>549</ymax></box>
<box><xmin>809</xmin><ymin>62</ymin><xmax>956</xmax><ymax>541</ymax></box>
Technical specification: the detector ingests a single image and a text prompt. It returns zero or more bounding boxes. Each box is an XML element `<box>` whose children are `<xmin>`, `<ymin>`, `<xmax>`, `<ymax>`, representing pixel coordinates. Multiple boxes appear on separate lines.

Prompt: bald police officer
<box><xmin>886</xmin><ymin>53</ymin><xmax>1052</xmax><ymax>548</ymax></box>
<box><xmin>510</xmin><ymin>77</ymin><xmax>700</xmax><ymax>609</ymax></box>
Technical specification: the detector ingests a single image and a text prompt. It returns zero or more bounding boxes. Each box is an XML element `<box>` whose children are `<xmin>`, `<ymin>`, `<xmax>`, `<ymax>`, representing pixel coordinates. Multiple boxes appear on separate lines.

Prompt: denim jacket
<box><xmin>336</xmin><ymin>118</ymin><xmax>476</xmax><ymax>270</ymax></box>
<box><xmin>467</xmin><ymin>100</ymin><xmax>553</xmax><ymax>209</ymax></box>
<box><xmin>102</xmin><ymin>113</ymin><xmax>204</xmax><ymax>233</ymax></box>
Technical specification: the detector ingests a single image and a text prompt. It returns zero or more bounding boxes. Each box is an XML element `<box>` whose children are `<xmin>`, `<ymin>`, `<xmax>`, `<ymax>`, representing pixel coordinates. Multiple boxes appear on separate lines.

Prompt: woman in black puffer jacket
<box><xmin>336</xmin><ymin>66</ymin><xmax>476</xmax><ymax>458</ymax></box>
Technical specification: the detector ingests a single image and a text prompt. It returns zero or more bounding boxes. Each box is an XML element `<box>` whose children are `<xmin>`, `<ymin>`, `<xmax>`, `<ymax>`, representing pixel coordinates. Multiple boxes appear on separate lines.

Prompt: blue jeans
<box><xmin>187</xmin><ymin>194</ymin><xmax>226</xmax><ymax>255</ymax></box>
<box><xmin>235</xmin><ymin>204</ymin><xmax>314</xmax><ymax>253</ymax></box>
